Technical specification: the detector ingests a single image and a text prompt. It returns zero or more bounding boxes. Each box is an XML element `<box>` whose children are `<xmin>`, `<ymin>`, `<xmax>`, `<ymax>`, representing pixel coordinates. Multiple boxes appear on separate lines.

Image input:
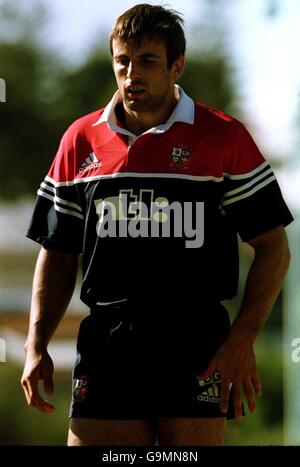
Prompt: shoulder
<box><xmin>48</xmin><ymin>108</ymin><xmax>105</xmax><ymax>182</ymax></box>
<box><xmin>194</xmin><ymin>101</ymin><xmax>244</xmax><ymax>134</ymax></box>
<box><xmin>62</xmin><ymin>108</ymin><xmax>105</xmax><ymax>142</ymax></box>
<box><xmin>193</xmin><ymin>102</ymin><xmax>265</xmax><ymax>173</ymax></box>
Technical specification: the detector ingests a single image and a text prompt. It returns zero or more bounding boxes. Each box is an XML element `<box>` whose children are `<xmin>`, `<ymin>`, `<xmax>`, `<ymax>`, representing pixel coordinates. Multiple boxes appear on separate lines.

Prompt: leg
<box><xmin>68</xmin><ymin>418</ymin><xmax>157</xmax><ymax>446</ymax></box>
<box><xmin>156</xmin><ymin>417</ymin><xmax>226</xmax><ymax>446</ymax></box>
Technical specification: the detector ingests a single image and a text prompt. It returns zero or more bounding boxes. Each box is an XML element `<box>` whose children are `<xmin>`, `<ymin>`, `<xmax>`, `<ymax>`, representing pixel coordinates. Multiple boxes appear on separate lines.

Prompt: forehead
<box><xmin>112</xmin><ymin>37</ymin><xmax>167</xmax><ymax>58</ymax></box>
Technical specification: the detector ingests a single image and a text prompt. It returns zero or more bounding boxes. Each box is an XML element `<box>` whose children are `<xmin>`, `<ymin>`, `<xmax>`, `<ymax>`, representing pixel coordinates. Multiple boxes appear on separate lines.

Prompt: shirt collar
<box><xmin>92</xmin><ymin>85</ymin><xmax>195</xmax><ymax>137</ymax></box>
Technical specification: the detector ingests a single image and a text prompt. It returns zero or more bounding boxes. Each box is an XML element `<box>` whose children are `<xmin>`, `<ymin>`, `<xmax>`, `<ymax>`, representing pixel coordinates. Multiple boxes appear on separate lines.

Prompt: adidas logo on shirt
<box><xmin>79</xmin><ymin>152</ymin><xmax>102</xmax><ymax>172</ymax></box>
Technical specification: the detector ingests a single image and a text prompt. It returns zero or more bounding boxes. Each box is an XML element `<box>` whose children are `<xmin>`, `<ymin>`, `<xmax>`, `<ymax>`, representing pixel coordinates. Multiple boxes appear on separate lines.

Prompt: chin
<box><xmin>126</xmin><ymin>101</ymin><xmax>146</xmax><ymax>112</ymax></box>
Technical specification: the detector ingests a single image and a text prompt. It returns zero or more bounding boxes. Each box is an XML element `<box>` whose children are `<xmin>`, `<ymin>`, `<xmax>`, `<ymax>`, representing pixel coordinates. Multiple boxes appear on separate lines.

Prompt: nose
<box><xmin>127</xmin><ymin>60</ymin><xmax>141</xmax><ymax>80</ymax></box>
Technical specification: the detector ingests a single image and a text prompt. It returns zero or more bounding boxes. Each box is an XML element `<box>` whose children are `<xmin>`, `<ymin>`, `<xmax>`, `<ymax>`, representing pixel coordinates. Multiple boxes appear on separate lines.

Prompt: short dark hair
<box><xmin>109</xmin><ymin>3</ymin><xmax>186</xmax><ymax>68</ymax></box>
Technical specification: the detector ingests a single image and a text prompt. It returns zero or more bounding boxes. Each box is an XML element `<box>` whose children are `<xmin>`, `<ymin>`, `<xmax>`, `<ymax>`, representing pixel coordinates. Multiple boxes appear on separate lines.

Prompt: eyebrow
<box><xmin>114</xmin><ymin>52</ymin><xmax>161</xmax><ymax>60</ymax></box>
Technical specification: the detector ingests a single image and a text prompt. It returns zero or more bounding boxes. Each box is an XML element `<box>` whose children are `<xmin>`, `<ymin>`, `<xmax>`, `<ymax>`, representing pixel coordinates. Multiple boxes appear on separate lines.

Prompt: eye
<box><xmin>141</xmin><ymin>59</ymin><xmax>156</xmax><ymax>65</ymax></box>
<box><xmin>115</xmin><ymin>56</ymin><xmax>129</xmax><ymax>67</ymax></box>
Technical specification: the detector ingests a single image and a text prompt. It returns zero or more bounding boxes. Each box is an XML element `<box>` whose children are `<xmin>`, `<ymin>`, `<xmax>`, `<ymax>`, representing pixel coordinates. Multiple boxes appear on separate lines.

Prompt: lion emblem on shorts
<box><xmin>73</xmin><ymin>375</ymin><xmax>89</xmax><ymax>403</ymax></box>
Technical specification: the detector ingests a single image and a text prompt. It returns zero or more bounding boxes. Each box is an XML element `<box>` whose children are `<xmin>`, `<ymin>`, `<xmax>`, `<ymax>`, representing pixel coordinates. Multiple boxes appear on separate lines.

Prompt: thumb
<box><xmin>197</xmin><ymin>359</ymin><xmax>217</xmax><ymax>381</ymax></box>
<box><xmin>44</xmin><ymin>376</ymin><xmax>54</xmax><ymax>395</ymax></box>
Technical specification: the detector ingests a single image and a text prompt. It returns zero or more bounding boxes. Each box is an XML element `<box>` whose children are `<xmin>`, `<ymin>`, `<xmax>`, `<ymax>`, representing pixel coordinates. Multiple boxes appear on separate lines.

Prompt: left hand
<box><xmin>197</xmin><ymin>332</ymin><xmax>262</xmax><ymax>419</ymax></box>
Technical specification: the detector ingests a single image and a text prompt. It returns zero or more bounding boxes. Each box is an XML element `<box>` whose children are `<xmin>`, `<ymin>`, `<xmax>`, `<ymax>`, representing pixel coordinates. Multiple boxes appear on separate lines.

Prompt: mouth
<box><xmin>125</xmin><ymin>84</ymin><xmax>146</xmax><ymax>97</ymax></box>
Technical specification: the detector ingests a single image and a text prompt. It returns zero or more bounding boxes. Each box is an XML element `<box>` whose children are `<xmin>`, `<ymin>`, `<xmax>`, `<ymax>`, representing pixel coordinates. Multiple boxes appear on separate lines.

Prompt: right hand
<box><xmin>21</xmin><ymin>350</ymin><xmax>55</xmax><ymax>413</ymax></box>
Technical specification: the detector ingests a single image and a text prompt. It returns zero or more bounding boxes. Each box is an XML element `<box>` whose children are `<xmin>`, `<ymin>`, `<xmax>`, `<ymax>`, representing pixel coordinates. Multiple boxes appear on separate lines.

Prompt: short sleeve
<box><xmin>221</xmin><ymin>122</ymin><xmax>293</xmax><ymax>242</ymax></box>
<box><xmin>26</xmin><ymin>128</ymin><xmax>85</xmax><ymax>253</ymax></box>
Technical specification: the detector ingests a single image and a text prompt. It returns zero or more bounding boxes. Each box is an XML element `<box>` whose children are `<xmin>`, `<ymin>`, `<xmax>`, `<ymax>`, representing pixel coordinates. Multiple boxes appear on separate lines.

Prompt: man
<box><xmin>21</xmin><ymin>4</ymin><xmax>292</xmax><ymax>446</ymax></box>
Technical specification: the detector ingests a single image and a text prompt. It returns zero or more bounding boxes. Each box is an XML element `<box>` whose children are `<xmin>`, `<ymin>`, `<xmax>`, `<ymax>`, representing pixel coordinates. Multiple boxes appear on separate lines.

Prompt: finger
<box><xmin>22</xmin><ymin>376</ymin><xmax>55</xmax><ymax>412</ymax></box>
<box><xmin>252</xmin><ymin>373</ymin><xmax>262</xmax><ymax>396</ymax></box>
<box><xmin>27</xmin><ymin>386</ymin><xmax>55</xmax><ymax>413</ymax></box>
<box><xmin>244</xmin><ymin>379</ymin><xmax>256</xmax><ymax>414</ymax></box>
<box><xmin>250</xmin><ymin>350</ymin><xmax>262</xmax><ymax>395</ymax></box>
<box><xmin>232</xmin><ymin>384</ymin><xmax>243</xmax><ymax>419</ymax></box>
<box><xmin>220</xmin><ymin>379</ymin><xmax>230</xmax><ymax>414</ymax></box>
<box><xmin>21</xmin><ymin>378</ymin><xmax>32</xmax><ymax>405</ymax></box>
<box><xmin>30</xmin><ymin>394</ymin><xmax>55</xmax><ymax>413</ymax></box>
<box><xmin>44</xmin><ymin>375</ymin><xmax>54</xmax><ymax>395</ymax></box>
<box><xmin>197</xmin><ymin>359</ymin><xmax>217</xmax><ymax>381</ymax></box>
<box><xmin>21</xmin><ymin>374</ymin><xmax>38</xmax><ymax>404</ymax></box>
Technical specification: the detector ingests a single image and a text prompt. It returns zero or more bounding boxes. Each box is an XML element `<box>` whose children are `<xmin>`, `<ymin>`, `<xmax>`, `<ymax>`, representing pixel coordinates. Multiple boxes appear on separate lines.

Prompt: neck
<box><xmin>123</xmin><ymin>87</ymin><xmax>180</xmax><ymax>135</ymax></box>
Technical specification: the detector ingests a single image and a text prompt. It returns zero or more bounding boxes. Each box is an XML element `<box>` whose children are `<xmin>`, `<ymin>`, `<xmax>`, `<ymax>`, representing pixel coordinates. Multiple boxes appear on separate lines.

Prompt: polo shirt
<box><xmin>26</xmin><ymin>86</ymin><xmax>293</xmax><ymax>309</ymax></box>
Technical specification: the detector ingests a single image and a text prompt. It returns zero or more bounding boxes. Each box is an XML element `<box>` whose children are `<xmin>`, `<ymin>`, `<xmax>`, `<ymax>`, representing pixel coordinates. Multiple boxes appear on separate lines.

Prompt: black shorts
<box><xmin>70</xmin><ymin>301</ymin><xmax>236</xmax><ymax>420</ymax></box>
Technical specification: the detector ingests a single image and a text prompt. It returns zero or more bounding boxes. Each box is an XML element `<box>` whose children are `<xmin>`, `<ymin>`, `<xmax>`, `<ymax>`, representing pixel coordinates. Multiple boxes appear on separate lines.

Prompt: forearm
<box><xmin>199</xmin><ymin>227</ymin><xmax>290</xmax><ymax>417</ymax></box>
<box><xmin>25</xmin><ymin>247</ymin><xmax>79</xmax><ymax>352</ymax></box>
<box><xmin>231</xmin><ymin>226</ymin><xmax>290</xmax><ymax>344</ymax></box>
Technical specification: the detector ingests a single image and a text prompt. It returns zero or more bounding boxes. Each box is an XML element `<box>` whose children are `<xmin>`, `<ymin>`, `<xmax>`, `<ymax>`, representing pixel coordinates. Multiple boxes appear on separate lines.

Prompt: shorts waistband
<box><xmin>90</xmin><ymin>297</ymin><xmax>223</xmax><ymax>320</ymax></box>
<box><xmin>90</xmin><ymin>299</ymin><xmax>139</xmax><ymax>321</ymax></box>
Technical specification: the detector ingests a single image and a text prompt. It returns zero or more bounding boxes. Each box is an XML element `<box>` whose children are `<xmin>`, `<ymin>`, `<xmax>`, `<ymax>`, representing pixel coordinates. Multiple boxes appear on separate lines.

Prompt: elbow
<box><xmin>249</xmin><ymin>225</ymin><xmax>291</xmax><ymax>275</ymax></box>
<box><xmin>283</xmin><ymin>244</ymin><xmax>291</xmax><ymax>273</ymax></box>
<box><xmin>281</xmin><ymin>227</ymin><xmax>291</xmax><ymax>273</ymax></box>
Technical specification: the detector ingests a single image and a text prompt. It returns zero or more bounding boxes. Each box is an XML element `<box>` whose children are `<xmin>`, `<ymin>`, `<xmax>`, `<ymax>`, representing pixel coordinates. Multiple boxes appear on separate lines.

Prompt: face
<box><xmin>112</xmin><ymin>37</ymin><xmax>184</xmax><ymax>114</ymax></box>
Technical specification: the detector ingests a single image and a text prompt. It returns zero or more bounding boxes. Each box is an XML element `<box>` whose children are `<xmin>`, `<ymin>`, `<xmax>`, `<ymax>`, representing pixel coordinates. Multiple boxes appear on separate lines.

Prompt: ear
<box><xmin>172</xmin><ymin>55</ymin><xmax>185</xmax><ymax>81</ymax></box>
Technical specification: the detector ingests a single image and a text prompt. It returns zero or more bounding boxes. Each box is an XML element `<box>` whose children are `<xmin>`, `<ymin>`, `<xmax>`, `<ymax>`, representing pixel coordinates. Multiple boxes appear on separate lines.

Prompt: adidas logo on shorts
<box><xmin>197</xmin><ymin>370</ymin><xmax>221</xmax><ymax>404</ymax></box>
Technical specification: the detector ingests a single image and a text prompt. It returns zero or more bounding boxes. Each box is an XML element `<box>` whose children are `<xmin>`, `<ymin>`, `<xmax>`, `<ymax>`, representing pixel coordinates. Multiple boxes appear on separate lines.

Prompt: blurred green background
<box><xmin>1</xmin><ymin>0</ymin><xmax>299</xmax><ymax>445</ymax></box>
<box><xmin>0</xmin><ymin>337</ymin><xmax>285</xmax><ymax>445</ymax></box>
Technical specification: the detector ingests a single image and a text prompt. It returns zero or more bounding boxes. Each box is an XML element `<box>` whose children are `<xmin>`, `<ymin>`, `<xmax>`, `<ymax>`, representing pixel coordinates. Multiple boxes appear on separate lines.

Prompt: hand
<box><xmin>21</xmin><ymin>350</ymin><xmax>55</xmax><ymax>413</ymax></box>
<box><xmin>197</xmin><ymin>332</ymin><xmax>262</xmax><ymax>419</ymax></box>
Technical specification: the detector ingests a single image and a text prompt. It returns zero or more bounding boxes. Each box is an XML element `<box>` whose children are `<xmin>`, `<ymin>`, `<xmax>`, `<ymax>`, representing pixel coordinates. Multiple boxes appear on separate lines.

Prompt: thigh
<box><xmin>71</xmin><ymin>313</ymin><xmax>153</xmax><ymax>420</ymax></box>
<box><xmin>68</xmin><ymin>418</ymin><xmax>157</xmax><ymax>446</ymax></box>
<box><xmin>154</xmin><ymin>305</ymin><xmax>236</xmax><ymax>421</ymax></box>
<box><xmin>156</xmin><ymin>417</ymin><xmax>226</xmax><ymax>446</ymax></box>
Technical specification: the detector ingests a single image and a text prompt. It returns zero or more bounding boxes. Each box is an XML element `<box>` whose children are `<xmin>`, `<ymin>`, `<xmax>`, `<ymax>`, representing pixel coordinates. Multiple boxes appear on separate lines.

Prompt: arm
<box><xmin>198</xmin><ymin>224</ymin><xmax>291</xmax><ymax>418</ymax></box>
<box><xmin>21</xmin><ymin>246</ymin><xmax>79</xmax><ymax>412</ymax></box>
